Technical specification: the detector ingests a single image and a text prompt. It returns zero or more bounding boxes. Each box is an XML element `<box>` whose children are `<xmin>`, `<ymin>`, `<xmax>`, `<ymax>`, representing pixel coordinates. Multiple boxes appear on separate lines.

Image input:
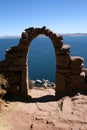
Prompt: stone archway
<box><xmin>17</xmin><ymin>26</ymin><xmax>69</xmax><ymax>98</ymax></box>
<box><xmin>0</xmin><ymin>26</ymin><xmax>87</xmax><ymax>99</ymax></box>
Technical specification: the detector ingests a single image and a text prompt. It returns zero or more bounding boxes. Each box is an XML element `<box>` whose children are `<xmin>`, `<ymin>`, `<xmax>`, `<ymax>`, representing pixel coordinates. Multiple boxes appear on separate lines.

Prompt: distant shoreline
<box><xmin>0</xmin><ymin>33</ymin><xmax>87</xmax><ymax>39</ymax></box>
<box><xmin>0</xmin><ymin>36</ymin><xmax>20</xmax><ymax>39</ymax></box>
<box><xmin>61</xmin><ymin>33</ymin><xmax>87</xmax><ymax>36</ymax></box>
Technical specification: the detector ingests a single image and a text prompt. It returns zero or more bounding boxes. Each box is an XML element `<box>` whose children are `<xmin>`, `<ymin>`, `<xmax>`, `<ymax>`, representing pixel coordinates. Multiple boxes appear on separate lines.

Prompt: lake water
<box><xmin>0</xmin><ymin>35</ymin><xmax>87</xmax><ymax>83</ymax></box>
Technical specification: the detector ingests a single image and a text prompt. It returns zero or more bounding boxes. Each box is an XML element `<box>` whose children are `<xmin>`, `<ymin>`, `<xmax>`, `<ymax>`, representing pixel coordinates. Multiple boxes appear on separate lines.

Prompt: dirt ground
<box><xmin>0</xmin><ymin>88</ymin><xmax>87</xmax><ymax>130</ymax></box>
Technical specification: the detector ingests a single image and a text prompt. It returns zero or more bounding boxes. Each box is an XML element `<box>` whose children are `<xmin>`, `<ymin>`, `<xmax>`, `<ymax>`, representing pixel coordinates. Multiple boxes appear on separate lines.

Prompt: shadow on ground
<box><xmin>3</xmin><ymin>94</ymin><xmax>57</xmax><ymax>103</ymax></box>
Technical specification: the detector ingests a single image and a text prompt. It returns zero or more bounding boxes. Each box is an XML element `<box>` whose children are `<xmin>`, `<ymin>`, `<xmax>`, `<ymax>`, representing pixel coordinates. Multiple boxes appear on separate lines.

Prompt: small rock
<box><xmin>43</xmin><ymin>82</ymin><xmax>48</xmax><ymax>88</ymax></box>
<box><xmin>46</xmin><ymin>120</ymin><xmax>52</xmax><ymax>124</ymax></box>
<box><xmin>46</xmin><ymin>120</ymin><xmax>55</xmax><ymax>126</ymax></box>
<box><xmin>35</xmin><ymin>80</ymin><xmax>42</xmax><ymax>87</ymax></box>
<box><xmin>5</xmin><ymin>104</ymin><xmax>9</xmax><ymax>107</ymax></box>
<box><xmin>30</xmin><ymin>124</ymin><xmax>33</xmax><ymax>129</ymax></box>
<box><xmin>5</xmin><ymin>101</ymin><xmax>9</xmax><ymax>104</ymax></box>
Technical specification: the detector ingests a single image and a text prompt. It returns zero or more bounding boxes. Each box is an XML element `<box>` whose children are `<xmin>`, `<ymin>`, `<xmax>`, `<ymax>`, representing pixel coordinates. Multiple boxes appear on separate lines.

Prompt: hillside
<box><xmin>0</xmin><ymin>88</ymin><xmax>87</xmax><ymax>130</ymax></box>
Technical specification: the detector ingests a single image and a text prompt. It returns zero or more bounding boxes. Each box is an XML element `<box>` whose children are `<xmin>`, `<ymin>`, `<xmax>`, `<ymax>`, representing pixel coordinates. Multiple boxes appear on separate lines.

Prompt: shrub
<box><xmin>0</xmin><ymin>99</ymin><xmax>4</xmax><ymax>111</ymax></box>
<box><xmin>29</xmin><ymin>80</ymin><xmax>34</xmax><ymax>89</ymax></box>
<box><xmin>0</xmin><ymin>74</ymin><xmax>8</xmax><ymax>88</ymax></box>
<box><xmin>0</xmin><ymin>89</ymin><xmax>6</xmax><ymax>98</ymax></box>
<box><xmin>0</xmin><ymin>74</ymin><xmax>8</xmax><ymax>99</ymax></box>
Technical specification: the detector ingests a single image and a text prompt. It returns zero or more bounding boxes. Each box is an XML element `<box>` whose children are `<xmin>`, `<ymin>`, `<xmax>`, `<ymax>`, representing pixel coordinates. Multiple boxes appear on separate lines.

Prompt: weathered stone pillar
<box><xmin>55</xmin><ymin>44</ymin><xmax>71</xmax><ymax>99</ymax></box>
<box><xmin>20</xmin><ymin>65</ymin><xmax>29</xmax><ymax>96</ymax></box>
<box><xmin>56</xmin><ymin>73</ymin><xmax>67</xmax><ymax>99</ymax></box>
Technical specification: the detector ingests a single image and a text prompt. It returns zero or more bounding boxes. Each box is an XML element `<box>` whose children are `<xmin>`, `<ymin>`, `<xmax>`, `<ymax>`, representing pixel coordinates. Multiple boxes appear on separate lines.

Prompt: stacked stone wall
<box><xmin>0</xmin><ymin>26</ymin><xmax>87</xmax><ymax>99</ymax></box>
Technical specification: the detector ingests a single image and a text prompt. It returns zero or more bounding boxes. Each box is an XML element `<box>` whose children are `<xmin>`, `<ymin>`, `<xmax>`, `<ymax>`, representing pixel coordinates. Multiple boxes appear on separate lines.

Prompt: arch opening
<box><xmin>28</xmin><ymin>34</ymin><xmax>56</xmax><ymax>88</ymax></box>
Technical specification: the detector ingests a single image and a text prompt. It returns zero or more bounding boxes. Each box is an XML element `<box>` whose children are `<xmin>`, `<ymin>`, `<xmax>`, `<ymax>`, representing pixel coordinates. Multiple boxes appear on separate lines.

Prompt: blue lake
<box><xmin>0</xmin><ymin>36</ymin><xmax>87</xmax><ymax>82</ymax></box>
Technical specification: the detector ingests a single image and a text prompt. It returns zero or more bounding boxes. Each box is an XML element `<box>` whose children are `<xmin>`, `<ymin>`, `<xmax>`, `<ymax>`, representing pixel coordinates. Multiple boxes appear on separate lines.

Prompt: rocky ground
<box><xmin>0</xmin><ymin>88</ymin><xmax>87</xmax><ymax>130</ymax></box>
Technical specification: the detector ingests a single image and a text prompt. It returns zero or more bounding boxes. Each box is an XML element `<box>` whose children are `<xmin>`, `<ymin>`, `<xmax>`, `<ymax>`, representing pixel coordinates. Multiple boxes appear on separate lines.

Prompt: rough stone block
<box><xmin>79</xmin><ymin>83</ymin><xmax>87</xmax><ymax>90</ymax></box>
<box><xmin>17</xmin><ymin>52</ymin><xmax>27</xmax><ymax>58</ymax></box>
<box><xmin>51</xmin><ymin>35</ymin><xmax>63</xmax><ymax>41</ymax></box>
<box><xmin>69</xmin><ymin>73</ymin><xmax>85</xmax><ymax>85</ymax></box>
<box><xmin>56</xmin><ymin>64</ymin><xmax>69</xmax><ymax>69</ymax></box>
<box><xmin>70</xmin><ymin>56</ymin><xmax>84</xmax><ymax>66</ymax></box>
<box><xmin>73</xmin><ymin>83</ymin><xmax>87</xmax><ymax>94</ymax></box>
<box><xmin>7</xmin><ymin>86</ymin><xmax>19</xmax><ymax>94</ymax></box>
<box><xmin>13</xmin><ymin>58</ymin><xmax>26</xmax><ymax>65</ymax></box>
<box><xmin>56</xmin><ymin>74</ymin><xmax>67</xmax><ymax>98</ymax></box>
<box><xmin>6</xmin><ymin>58</ymin><xmax>14</xmax><ymax>63</ymax></box>
<box><xmin>53</xmin><ymin>41</ymin><xmax>63</xmax><ymax>48</ymax></box>
<box><xmin>7</xmin><ymin>66</ymin><xmax>25</xmax><ymax>71</ymax></box>
<box><xmin>71</xmin><ymin>68</ymin><xmax>82</xmax><ymax>74</ymax></box>
<box><xmin>41</xmin><ymin>29</ymin><xmax>52</xmax><ymax>37</ymax></box>
<box><xmin>57</xmin><ymin>68</ymin><xmax>71</xmax><ymax>74</ymax></box>
<box><xmin>50</xmin><ymin>33</ymin><xmax>58</xmax><ymax>40</ymax></box>
<box><xmin>70</xmin><ymin>63</ymin><xmax>84</xmax><ymax>69</ymax></box>
<box><xmin>45</xmin><ymin>29</ymin><xmax>53</xmax><ymax>37</ymax></box>
<box><xmin>6</xmin><ymin>54</ymin><xmax>17</xmax><ymax>59</ymax></box>
<box><xmin>25</xmin><ymin>27</ymin><xmax>34</xmax><ymax>32</ymax></box>
<box><xmin>55</xmin><ymin>44</ymin><xmax>71</xmax><ymax>55</ymax></box>
<box><xmin>82</xmin><ymin>68</ymin><xmax>87</xmax><ymax>76</ymax></box>
<box><xmin>19</xmin><ymin>38</ymin><xmax>30</xmax><ymax>45</ymax></box>
<box><xmin>18</xmin><ymin>44</ymin><xmax>28</xmax><ymax>50</ymax></box>
<box><xmin>56</xmin><ymin>54</ymin><xmax>70</xmax><ymax>65</ymax></box>
<box><xmin>21</xmin><ymin>32</ymin><xmax>28</xmax><ymax>39</ymax></box>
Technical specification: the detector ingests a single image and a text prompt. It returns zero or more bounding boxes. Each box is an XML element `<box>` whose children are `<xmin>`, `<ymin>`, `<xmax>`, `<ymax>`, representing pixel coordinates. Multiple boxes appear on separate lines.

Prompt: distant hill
<box><xmin>0</xmin><ymin>35</ymin><xmax>20</xmax><ymax>39</ymax></box>
<box><xmin>61</xmin><ymin>33</ymin><xmax>87</xmax><ymax>36</ymax></box>
<box><xmin>39</xmin><ymin>33</ymin><xmax>87</xmax><ymax>37</ymax></box>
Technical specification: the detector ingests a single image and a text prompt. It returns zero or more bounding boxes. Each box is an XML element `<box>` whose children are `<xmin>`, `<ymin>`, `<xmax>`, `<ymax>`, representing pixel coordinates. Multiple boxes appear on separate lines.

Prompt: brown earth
<box><xmin>0</xmin><ymin>88</ymin><xmax>87</xmax><ymax>130</ymax></box>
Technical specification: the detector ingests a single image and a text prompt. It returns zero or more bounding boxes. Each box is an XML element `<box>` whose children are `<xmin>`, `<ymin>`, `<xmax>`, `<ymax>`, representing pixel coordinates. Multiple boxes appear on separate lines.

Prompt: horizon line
<box><xmin>0</xmin><ymin>33</ymin><xmax>87</xmax><ymax>38</ymax></box>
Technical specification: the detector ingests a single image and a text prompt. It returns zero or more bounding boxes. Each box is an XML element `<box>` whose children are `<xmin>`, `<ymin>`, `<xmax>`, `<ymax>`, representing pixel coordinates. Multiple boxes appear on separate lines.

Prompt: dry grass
<box><xmin>0</xmin><ymin>89</ymin><xmax>6</xmax><ymax>98</ymax></box>
<box><xmin>0</xmin><ymin>74</ymin><xmax>8</xmax><ymax>99</ymax></box>
<box><xmin>0</xmin><ymin>74</ymin><xmax>8</xmax><ymax>87</ymax></box>
<box><xmin>29</xmin><ymin>80</ymin><xmax>34</xmax><ymax>89</ymax></box>
<box><xmin>0</xmin><ymin>99</ymin><xmax>4</xmax><ymax>112</ymax></box>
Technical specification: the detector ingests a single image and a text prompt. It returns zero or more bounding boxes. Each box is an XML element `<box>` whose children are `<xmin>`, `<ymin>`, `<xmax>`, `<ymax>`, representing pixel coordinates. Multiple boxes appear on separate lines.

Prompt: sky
<box><xmin>0</xmin><ymin>0</ymin><xmax>87</xmax><ymax>36</ymax></box>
